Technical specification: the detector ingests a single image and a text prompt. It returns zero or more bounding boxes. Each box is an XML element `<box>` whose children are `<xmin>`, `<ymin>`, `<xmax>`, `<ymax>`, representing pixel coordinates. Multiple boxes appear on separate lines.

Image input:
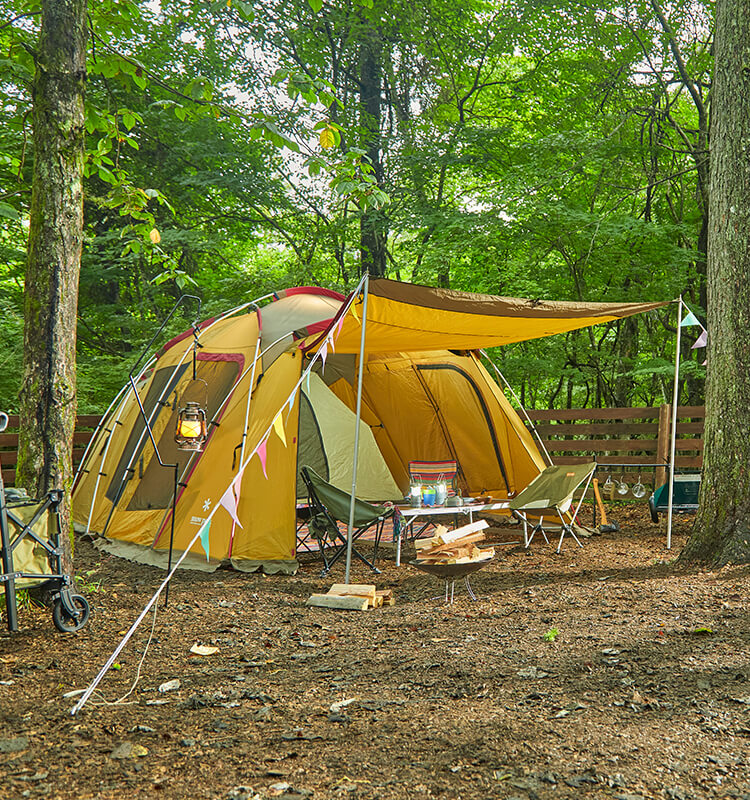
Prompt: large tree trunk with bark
<box><xmin>17</xmin><ymin>0</ymin><xmax>87</xmax><ymax>571</ymax></box>
<box><xmin>358</xmin><ymin>27</ymin><xmax>387</xmax><ymax>278</ymax></box>
<box><xmin>682</xmin><ymin>0</ymin><xmax>750</xmax><ymax>564</ymax></box>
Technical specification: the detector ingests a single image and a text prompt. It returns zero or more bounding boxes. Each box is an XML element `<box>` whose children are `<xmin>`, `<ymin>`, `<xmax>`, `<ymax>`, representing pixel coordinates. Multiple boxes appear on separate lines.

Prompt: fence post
<box><xmin>656</xmin><ymin>403</ymin><xmax>672</xmax><ymax>487</ymax></box>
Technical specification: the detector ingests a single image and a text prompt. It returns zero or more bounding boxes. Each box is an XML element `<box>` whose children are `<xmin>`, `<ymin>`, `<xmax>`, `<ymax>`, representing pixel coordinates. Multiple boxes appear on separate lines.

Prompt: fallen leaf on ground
<box><xmin>190</xmin><ymin>644</ymin><xmax>219</xmax><ymax>656</ymax></box>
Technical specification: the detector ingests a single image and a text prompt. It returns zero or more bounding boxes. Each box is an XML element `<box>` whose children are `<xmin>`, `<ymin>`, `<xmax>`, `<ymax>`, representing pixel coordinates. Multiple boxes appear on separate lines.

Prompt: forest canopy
<box><xmin>0</xmin><ymin>0</ymin><xmax>710</xmax><ymax>411</ymax></box>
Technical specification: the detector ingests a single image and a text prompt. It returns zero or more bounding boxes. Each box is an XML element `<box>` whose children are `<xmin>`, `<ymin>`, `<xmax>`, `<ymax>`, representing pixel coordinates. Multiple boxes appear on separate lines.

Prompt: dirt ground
<box><xmin>1</xmin><ymin>504</ymin><xmax>750</xmax><ymax>800</ymax></box>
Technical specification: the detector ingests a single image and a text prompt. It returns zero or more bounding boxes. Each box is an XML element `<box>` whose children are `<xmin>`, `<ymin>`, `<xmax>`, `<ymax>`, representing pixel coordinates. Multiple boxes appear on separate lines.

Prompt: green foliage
<box><xmin>0</xmin><ymin>0</ymin><xmax>714</xmax><ymax>411</ymax></box>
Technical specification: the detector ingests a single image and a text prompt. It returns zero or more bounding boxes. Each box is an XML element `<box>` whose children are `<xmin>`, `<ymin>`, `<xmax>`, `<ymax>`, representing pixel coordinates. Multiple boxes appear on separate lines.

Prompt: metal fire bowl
<box><xmin>409</xmin><ymin>555</ymin><xmax>494</xmax><ymax>579</ymax></box>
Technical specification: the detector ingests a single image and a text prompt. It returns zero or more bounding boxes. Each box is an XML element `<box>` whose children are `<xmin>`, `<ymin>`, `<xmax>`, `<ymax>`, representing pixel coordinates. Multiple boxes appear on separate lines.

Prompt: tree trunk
<box><xmin>358</xmin><ymin>27</ymin><xmax>387</xmax><ymax>278</ymax></box>
<box><xmin>682</xmin><ymin>0</ymin><xmax>750</xmax><ymax>564</ymax></box>
<box><xmin>17</xmin><ymin>0</ymin><xmax>87</xmax><ymax>571</ymax></box>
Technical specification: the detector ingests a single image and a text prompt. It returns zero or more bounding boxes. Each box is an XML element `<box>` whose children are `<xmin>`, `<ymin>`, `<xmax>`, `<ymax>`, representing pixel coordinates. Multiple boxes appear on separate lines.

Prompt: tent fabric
<box><xmin>326</xmin><ymin>351</ymin><xmax>547</xmax><ymax>499</ymax></box>
<box><xmin>307</xmin><ymin>278</ymin><xmax>671</xmax><ymax>354</ymax></box>
<box><xmin>297</xmin><ymin>372</ymin><xmax>402</xmax><ymax>502</ymax></box>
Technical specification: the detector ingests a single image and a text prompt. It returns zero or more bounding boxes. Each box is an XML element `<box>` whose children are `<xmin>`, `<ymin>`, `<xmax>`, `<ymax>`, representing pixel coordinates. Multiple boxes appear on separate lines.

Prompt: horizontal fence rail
<box><xmin>0</xmin><ymin>415</ymin><xmax>102</xmax><ymax>488</ymax></box>
<box><xmin>1</xmin><ymin>405</ymin><xmax>704</xmax><ymax>492</ymax></box>
<box><xmin>526</xmin><ymin>404</ymin><xmax>704</xmax><ymax>490</ymax></box>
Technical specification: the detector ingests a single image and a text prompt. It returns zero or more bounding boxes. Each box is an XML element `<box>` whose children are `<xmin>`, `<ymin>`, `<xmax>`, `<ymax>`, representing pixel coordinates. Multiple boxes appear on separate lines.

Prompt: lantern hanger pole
<box><xmin>127</xmin><ymin>295</ymin><xmax>203</xmax><ymax>608</ymax></box>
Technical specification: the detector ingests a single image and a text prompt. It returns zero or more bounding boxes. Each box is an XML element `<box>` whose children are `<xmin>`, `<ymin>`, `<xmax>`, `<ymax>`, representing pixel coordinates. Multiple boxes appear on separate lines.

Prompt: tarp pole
<box><xmin>345</xmin><ymin>273</ymin><xmax>369</xmax><ymax>584</ymax></box>
<box><xmin>667</xmin><ymin>296</ymin><xmax>683</xmax><ymax>549</ymax></box>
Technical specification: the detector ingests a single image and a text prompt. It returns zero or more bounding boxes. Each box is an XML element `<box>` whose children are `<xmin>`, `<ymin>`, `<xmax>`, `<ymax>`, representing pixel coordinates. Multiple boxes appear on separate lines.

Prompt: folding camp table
<box><xmin>509</xmin><ymin>463</ymin><xmax>596</xmax><ymax>553</ymax></box>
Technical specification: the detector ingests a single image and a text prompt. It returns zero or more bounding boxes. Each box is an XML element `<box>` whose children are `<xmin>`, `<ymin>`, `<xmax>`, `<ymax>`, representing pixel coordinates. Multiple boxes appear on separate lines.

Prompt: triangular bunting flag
<box><xmin>680</xmin><ymin>311</ymin><xmax>700</xmax><ymax>327</ymax></box>
<box><xmin>198</xmin><ymin>519</ymin><xmax>212</xmax><ymax>561</ymax></box>
<box><xmin>350</xmin><ymin>302</ymin><xmax>360</xmax><ymax>322</ymax></box>
<box><xmin>305</xmin><ymin>370</ymin><xmax>311</xmax><ymax>393</ymax></box>
<box><xmin>231</xmin><ymin>466</ymin><xmax>245</xmax><ymax>491</ymax></box>
<box><xmin>285</xmin><ymin>391</ymin><xmax>296</xmax><ymax>422</ymax></box>
<box><xmin>335</xmin><ymin>315</ymin><xmax>345</xmax><ymax>339</ymax></box>
<box><xmin>327</xmin><ymin>332</ymin><xmax>335</xmax><ymax>354</ymax></box>
<box><xmin>702</xmin><ymin>359</ymin><xmax>707</xmax><ymax>366</ymax></box>
<box><xmin>691</xmin><ymin>329</ymin><xmax>707</xmax><ymax>349</ymax></box>
<box><xmin>319</xmin><ymin>341</ymin><xmax>329</xmax><ymax>370</ymax></box>
<box><xmin>219</xmin><ymin>484</ymin><xmax>243</xmax><ymax>529</ymax></box>
<box><xmin>256</xmin><ymin>439</ymin><xmax>268</xmax><ymax>479</ymax></box>
<box><xmin>272</xmin><ymin>412</ymin><xmax>287</xmax><ymax>447</ymax></box>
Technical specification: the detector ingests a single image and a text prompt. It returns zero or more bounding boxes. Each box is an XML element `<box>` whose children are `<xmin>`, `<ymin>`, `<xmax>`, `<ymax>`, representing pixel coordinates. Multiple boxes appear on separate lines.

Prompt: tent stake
<box><xmin>345</xmin><ymin>273</ymin><xmax>370</xmax><ymax>584</ymax></box>
<box><xmin>667</xmin><ymin>296</ymin><xmax>683</xmax><ymax>549</ymax></box>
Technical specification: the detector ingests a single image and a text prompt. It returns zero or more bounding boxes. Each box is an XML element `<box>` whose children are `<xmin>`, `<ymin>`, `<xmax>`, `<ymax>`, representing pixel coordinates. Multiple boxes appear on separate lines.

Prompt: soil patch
<box><xmin>2</xmin><ymin>505</ymin><xmax>750</xmax><ymax>800</ymax></box>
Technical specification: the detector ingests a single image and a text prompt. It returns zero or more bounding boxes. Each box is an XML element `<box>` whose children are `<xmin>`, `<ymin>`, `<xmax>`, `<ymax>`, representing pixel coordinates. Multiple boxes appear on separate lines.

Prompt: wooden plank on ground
<box><xmin>306</xmin><ymin>594</ymin><xmax>369</xmax><ymax>611</ymax></box>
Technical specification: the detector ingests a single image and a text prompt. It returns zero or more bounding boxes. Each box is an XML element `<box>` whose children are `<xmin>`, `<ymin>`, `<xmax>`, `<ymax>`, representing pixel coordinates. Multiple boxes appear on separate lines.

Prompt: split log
<box><xmin>420</xmin><ymin>531</ymin><xmax>486</xmax><ymax>556</ymax></box>
<box><xmin>306</xmin><ymin>594</ymin><xmax>369</xmax><ymax>611</ymax></box>
<box><xmin>433</xmin><ymin>519</ymin><xmax>488</xmax><ymax>545</ymax></box>
<box><xmin>327</xmin><ymin>583</ymin><xmax>376</xmax><ymax>602</ymax></box>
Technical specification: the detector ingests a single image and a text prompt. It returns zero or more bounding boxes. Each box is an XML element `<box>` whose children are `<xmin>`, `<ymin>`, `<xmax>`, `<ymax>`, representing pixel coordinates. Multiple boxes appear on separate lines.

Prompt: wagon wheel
<box><xmin>52</xmin><ymin>594</ymin><xmax>90</xmax><ymax>633</ymax></box>
<box><xmin>648</xmin><ymin>496</ymin><xmax>659</xmax><ymax>524</ymax></box>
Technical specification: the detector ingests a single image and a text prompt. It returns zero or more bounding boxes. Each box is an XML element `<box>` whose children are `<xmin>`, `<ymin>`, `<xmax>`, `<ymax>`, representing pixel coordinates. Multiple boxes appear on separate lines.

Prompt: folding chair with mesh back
<box><xmin>509</xmin><ymin>463</ymin><xmax>596</xmax><ymax>553</ymax></box>
<box><xmin>404</xmin><ymin>460</ymin><xmax>459</xmax><ymax>542</ymax></box>
<box><xmin>408</xmin><ymin>460</ymin><xmax>459</xmax><ymax>496</ymax></box>
<box><xmin>299</xmin><ymin>466</ymin><xmax>394</xmax><ymax>577</ymax></box>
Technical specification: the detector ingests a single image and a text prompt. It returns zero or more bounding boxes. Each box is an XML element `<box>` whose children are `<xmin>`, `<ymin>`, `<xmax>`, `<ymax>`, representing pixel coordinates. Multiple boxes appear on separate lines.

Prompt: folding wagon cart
<box><xmin>0</xmin><ymin>412</ymin><xmax>90</xmax><ymax>633</ymax></box>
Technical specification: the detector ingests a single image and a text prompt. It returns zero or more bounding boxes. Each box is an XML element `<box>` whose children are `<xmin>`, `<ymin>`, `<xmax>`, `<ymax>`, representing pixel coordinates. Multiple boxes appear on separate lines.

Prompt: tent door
<box><xmin>415</xmin><ymin>363</ymin><xmax>510</xmax><ymax>493</ymax></box>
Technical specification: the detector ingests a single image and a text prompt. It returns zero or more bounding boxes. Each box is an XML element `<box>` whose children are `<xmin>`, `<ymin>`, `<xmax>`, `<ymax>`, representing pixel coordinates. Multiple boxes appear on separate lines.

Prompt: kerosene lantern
<box><xmin>174</xmin><ymin>401</ymin><xmax>208</xmax><ymax>451</ymax></box>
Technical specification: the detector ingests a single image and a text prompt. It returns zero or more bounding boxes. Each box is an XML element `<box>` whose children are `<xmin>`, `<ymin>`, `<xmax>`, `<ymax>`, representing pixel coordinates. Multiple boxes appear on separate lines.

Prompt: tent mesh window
<box><xmin>104</xmin><ymin>364</ymin><xmax>189</xmax><ymax>503</ymax></box>
<box><xmin>126</xmin><ymin>360</ymin><xmax>240</xmax><ymax>511</ymax></box>
<box><xmin>296</xmin><ymin>392</ymin><xmax>329</xmax><ymax>499</ymax></box>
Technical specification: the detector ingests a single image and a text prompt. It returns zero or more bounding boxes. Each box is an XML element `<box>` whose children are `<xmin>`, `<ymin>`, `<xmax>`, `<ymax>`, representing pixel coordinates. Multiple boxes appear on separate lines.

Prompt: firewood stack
<box><xmin>413</xmin><ymin>520</ymin><xmax>495</xmax><ymax>564</ymax></box>
<box><xmin>306</xmin><ymin>584</ymin><xmax>395</xmax><ymax>611</ymax></box>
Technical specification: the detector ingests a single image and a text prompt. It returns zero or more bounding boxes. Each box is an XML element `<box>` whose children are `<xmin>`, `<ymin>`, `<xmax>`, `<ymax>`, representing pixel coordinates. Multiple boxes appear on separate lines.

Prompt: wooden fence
<box><xmin>0</xmin><ymin>406</ymin><xmax>705</xmax><ymax>490</ymax></box>
<box><xmin>0</xmin><ymin>415</ymin><xmax>101</xmax><ymax>487</ymax></box>
<box><xmin>525</xmin><ymin>404</ymin><xmax>704</xmax><ymax>489</ymax></box>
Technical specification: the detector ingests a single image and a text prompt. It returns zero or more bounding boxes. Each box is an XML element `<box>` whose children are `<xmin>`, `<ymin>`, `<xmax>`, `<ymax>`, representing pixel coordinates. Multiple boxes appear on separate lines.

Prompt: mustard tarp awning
<box><xmin>307</xmin><ymin>279</ymin><xmax>671</xmax><ymax>354</ymax></box>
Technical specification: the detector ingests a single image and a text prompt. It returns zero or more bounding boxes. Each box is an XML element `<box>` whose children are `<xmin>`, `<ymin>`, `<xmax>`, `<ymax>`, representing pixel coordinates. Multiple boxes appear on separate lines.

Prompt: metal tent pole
<box><xmin>345</xmin><ymin>273</ymin><xmax>370</xmax><ymax>584</ymax></box>
<box><xmin>667</xmin><ymin>296</ymin><xmax>683</xmax><ymax>549</ymax></box>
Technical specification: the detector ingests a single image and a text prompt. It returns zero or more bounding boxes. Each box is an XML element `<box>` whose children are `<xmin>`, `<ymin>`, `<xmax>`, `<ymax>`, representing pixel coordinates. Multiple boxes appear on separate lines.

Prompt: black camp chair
<box><xmin>299</xmin><ymin>466</ymin><xmax>393</xmax><ymax>577</ymax></box>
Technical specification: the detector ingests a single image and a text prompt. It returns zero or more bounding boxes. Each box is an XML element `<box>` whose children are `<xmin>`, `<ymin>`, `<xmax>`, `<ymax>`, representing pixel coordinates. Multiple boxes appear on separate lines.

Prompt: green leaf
<box><xmin>308</xmin><ymin>0</ymin><xmax>323</xmax><ymax>11</ymax></box>
<box><xmin>0</xmin><ymin>203</ymin><xmax>20</xmax><ymax>221</ymax></box>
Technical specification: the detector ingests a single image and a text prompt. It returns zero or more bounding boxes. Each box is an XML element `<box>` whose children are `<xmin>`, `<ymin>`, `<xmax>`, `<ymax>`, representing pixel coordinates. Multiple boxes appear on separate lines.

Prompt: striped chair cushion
<box><xmin>408</xmin><ymin>460</ymin><xmax>458</xmax><ymax>495</ymax></box>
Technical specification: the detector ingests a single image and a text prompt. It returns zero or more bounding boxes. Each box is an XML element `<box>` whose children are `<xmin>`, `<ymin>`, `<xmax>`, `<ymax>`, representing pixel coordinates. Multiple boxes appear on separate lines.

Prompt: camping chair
<box><xmin>403</xmin><ymin>460</ymin><xmax>459</xmax><ymax>542</ymax></box>
<box><xmin>299</xmin><ymin>466</ymin><xmax>394</xmax><ymax>577</ymax></box>
<box><xmin>509</xmin><ymin>463</ymin><xmax>596</xmax><ymax>553</ymax></box>
<box><xmin>408</xmin><ymin>460</ymin><xmax>459</xmax><ymax>497</ymax></box>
